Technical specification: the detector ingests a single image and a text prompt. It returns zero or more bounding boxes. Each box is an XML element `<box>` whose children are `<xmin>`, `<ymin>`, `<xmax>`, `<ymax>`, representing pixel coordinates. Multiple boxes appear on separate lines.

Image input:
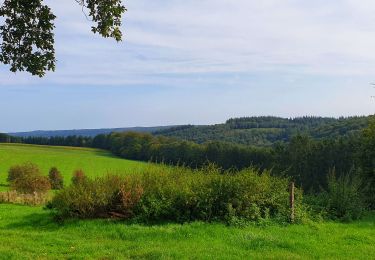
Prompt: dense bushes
<box><xmin>135</xmin><ymin>166</ymin><xmax>291</xmax><ymax>223</ymax></box>
<box><xmin>51</xmin><ymin>175</ymin><xmax>143</xmax><ymax>219</ymax></box>
<box><xmin>8</xmin><ymin>163</ymin><xmax>51</xmax><ymax>194</ymax></box>
<box><xmin>50</xmin><ymin>165</ymin><xmax>297</xmax><ymax>223</ymax></box>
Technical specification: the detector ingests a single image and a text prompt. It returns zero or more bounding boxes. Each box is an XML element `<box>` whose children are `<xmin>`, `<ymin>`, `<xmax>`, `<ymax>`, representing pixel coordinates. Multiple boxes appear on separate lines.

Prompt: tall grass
<box><xmin>0</xmin><ymin>190</ymin><xmax>51</xmax><ymax>205</ymax></box>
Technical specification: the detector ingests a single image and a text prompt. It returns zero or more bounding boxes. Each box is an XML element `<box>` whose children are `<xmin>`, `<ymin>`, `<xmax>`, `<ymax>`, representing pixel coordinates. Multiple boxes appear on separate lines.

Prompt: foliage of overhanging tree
<box><xmin>0</xmin><ymin>0</ymin><xmax>126</xmax><ymax>77</ymax></box>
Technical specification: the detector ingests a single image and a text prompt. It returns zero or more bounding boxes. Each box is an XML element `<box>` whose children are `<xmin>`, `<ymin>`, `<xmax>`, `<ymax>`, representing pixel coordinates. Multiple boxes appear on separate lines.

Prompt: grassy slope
<box><xmin>0</xmin><ymin>204</ymin><xmax>374</xmax><ymax>259</ymax></box>
<box><xmin>0</xmin><ymin>143</ymin><xmax>147</xmax><ymax>190</ymax></box>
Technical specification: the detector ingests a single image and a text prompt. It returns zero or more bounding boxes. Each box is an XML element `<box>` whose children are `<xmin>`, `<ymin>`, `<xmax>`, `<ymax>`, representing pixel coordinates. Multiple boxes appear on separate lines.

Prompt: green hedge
<box><xmin>50</xmin><ymin>165</ymin><xmax>301</xmax><ymax>224</ymax></box>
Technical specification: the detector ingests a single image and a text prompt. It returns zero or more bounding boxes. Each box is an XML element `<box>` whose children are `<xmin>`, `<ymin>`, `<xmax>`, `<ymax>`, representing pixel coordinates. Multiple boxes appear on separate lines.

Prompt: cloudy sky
<box><xmin>0</xmin><ymin>0</ymin><xmax>374</xmax><ymax>132</ymax></box>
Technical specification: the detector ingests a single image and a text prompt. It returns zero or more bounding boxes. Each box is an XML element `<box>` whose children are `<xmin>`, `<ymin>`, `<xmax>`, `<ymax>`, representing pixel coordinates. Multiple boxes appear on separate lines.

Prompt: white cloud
<box><xmin>2</xmin><ymin>0</ymin><xmax>375</xmax><ymax>86</ymax></box>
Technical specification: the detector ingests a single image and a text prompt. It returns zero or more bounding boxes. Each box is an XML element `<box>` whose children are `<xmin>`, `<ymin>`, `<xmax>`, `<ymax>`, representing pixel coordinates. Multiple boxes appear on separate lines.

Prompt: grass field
<box><xmin>1</xmin><ymin>143</ymin><xmax>374</xmax><ymax>259</ymax></box>
<box><xmin>0</xmin><ymin>143</ymin><xmax>147</xmax><ymax>191</ymax></box>
<box><xmin>0</xmin><ymin>204</ymin><xmax>374</xmax><ymax>259</ymax></box>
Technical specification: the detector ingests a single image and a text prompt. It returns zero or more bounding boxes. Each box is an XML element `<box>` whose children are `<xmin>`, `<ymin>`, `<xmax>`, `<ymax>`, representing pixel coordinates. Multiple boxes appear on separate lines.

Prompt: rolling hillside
<box><xmin>154</xmin><ymin>116</ymin><xmax>372</xmax><ymax>146</ymax></box>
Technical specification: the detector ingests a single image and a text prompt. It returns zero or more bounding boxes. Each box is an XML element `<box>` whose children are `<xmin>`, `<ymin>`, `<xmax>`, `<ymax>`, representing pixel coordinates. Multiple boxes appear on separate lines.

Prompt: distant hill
<box><xmin>8</xmin><ymin>115</ymin><xmax>373</xmax><ymax>146</ymax></box>
<box><xmin>154</xmin><ymin>116</ymin><xmax>373</xmax><ymax>146</ymax></box>
<box><xmin>9</xmin><ymin>126</ymin><xmax>174</xmax><ymax>138</ymax></box>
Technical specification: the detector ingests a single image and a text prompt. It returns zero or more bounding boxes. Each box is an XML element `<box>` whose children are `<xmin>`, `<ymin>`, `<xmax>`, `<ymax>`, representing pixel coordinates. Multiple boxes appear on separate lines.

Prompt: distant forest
<box><xmin>1</xmin><ymin>115</ymin><xmax>374</xmax><ymax>208</ymax></box>
<box><xmin>9</xmin><ymin>116</ymin><xmax>370</xmax><ymax>147</ymax></box>
<box><xmin>154</xmin><ymin>116</ymin><xmax>370</xmax><ymax>146</ymax></box>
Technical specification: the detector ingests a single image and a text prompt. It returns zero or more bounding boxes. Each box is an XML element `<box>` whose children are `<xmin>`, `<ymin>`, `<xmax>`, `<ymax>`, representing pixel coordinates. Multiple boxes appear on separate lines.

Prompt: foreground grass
<box><xmin>0</xmin><ymin>143</ymin><xmax>147</xmax><ymax>190</ymax></box>
<box><xmin>0</xmin><ymin>204</ymin><xmax>374</xmax><ymax>259</ymax></box>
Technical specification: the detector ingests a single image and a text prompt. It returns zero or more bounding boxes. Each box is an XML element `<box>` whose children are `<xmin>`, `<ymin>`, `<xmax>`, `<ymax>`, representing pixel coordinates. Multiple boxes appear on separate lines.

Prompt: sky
<box><xmin>0</xmin><ymin>0</ymin><xmax>374</xmax><ymax>132</ymax></box>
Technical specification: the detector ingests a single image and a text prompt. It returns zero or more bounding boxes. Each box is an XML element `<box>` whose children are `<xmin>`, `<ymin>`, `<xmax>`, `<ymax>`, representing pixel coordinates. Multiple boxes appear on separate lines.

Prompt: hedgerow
<box><xmin>50</xmin><ymin>165</ymin><xmax>302</xmax><ymax>224</ymax></box>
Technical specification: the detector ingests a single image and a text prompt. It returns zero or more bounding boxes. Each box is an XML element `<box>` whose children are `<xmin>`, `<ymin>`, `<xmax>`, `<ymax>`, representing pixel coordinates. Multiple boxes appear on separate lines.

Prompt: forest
<box><xmin>154</xmin><ymin>116</ymin><xmax>370</xmax><ymax>146</ymax></box>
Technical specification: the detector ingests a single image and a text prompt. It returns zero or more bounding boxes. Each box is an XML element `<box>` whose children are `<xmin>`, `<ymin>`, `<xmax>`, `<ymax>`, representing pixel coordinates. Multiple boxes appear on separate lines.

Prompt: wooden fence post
<box><xmin>289</xmin><ymin>182</ymin><xmax>295</xmax><ymax>223</ymax></box>
<box><xmin>33</xmin><ymin>191</ymin><xmax>37</xmax><ymax>205</ymax></box>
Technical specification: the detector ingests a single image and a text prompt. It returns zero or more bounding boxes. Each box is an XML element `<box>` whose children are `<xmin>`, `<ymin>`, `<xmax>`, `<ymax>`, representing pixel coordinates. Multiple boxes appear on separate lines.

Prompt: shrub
<box><xmin>49</xmin><ymin>167</ymin><xmax>64</xmax><ymax>190</ymax></box>
<box><xmin>71</xmin><ymin>169</ymin><xmax>87</xmax><ymax>185</ymax></box>
<box><xmin>7</xmin><ymin>162</ymin><xmax>39</xmax><ymax>182</ymax></box>
<box><xmin>131</xmin><ymin>166</ymin><xmax>291</xmax><ymax>223</ymax></box>
<box><xmin>51</xmin><ymin>176</ymin><xmax>116</xmax><ymax>218</ymax></box>
<box><xmin>324</xmin><ymin>168</ymin><xmax>365</xmax><ymax>221</ymax></box>
<box><xmin>117</xmin><ymin>177</ymin><xmax>144</xmax><ymax>218</ymax></box>
<box><xmin>11</xmin><ymin>174</ymin><xmax>51</xmax><ymax>194</ymax></box>
<box><xmin>51</xmin><ymin>165</ymin><xmax>297</xmax><ymax>224</ymax></box>
<box><xmin>51</xmin><ymin>175</ymin><xmax>143</xmax><ymax>219</ymax></box>
<box><xmin>306</xmin><ymin>168</ymin><xmax>365</xmax><ymax>221</ymax></box>
<box><xmin>7</xmin><ymin>163</ymin><xmax>51</xmax><ymax>194</ymax></box>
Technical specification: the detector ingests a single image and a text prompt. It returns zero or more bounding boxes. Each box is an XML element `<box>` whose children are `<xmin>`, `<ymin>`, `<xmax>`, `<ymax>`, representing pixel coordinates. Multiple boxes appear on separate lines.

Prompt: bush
<box><xmin>325</xmin><ymin>168</ymin><xmax>365</xmax><ymax>221</ymax></box>
<box><xmin>117</xmin><ymin>177</ymin><xmax>144</xmax><ymax>218</ymax></box>
<box><xmin>307</xmin><ymin>168</ymin><xmax>365</xmax><ymax>221</ymax></box>
<box><xmin>71</xmin><ymin>169</ymin><xmax>87</xmax><ymax>185</ymax></box>
<box><xmin>11</xmin><ymin>174</ymin><xmax>51</xmax><ymax>194</ymax></box>
<box><xmin>10</xmin><ymin>170</ymin><xmax>51</xmax><ymax>194</ymax></box>
<box><xmin>134</xmin><ymin>166</ymin><xmax>291</xmax><ymax>223</ymax></box>
<box><xmin>7</xmin><ymin>162</ymin><xmax>39</xmax><ymax>182</ymax></box>
<box><xmin>49</xmin><ymin>167</ymin><xmax>64</xmax><ymax>190</ymax></box>
<box><xmin>50</xmin><ymin>165</ymin><xmax>298</xmax><ymax>223</ymax></box>
<box><xmin>7</xmin><ymin>163</ymin><xmax>51</xmax><ymax>194</ymax></box>
<box><xmin>51</xmin><ymin>175</ymin><xmax>143</xmax><ymax>218</ymax></box>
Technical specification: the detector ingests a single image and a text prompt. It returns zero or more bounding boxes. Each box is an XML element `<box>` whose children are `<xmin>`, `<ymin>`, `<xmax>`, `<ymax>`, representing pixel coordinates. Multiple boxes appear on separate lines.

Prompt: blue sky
<box><xmin>0</xmin><ymin>0</ymin><xmax>374</xmax><ymax>132</ymax></box>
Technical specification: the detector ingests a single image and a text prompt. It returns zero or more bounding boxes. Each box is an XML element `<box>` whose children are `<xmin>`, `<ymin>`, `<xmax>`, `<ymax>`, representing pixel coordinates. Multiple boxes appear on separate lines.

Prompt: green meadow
<box><xmin>0</xmin><ymin>204</ymin><xmax>374</xmax><ymax>259</ymax></box>
<box><xmin>0</xmin><ymin>143</ymin><xmax>374</xmax><ymax>259</ymax></box>
<box><xmin>0</xmin><ymin>143</ymin><xmax>147</xmax><ymax>191</ymax></box>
